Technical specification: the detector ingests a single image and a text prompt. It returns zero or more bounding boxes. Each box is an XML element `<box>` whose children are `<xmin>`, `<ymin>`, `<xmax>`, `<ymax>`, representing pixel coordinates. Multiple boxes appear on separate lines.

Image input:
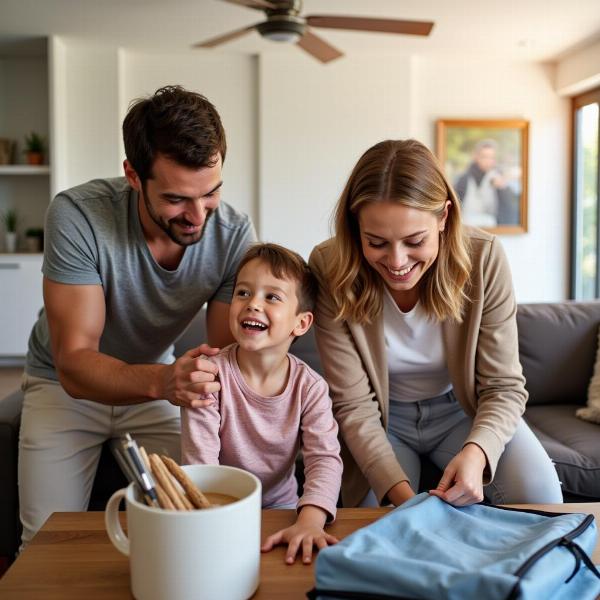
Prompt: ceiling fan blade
<box><xmin>306</xmin><ymin>15</ymin><xmax>434</xmax><ymax>37</ymax></box>
<box><xmin>221</xmin><ymin>0</ymin><xmax>276</xmax><ymax>10</ymax></box>
<box><xmin>297</xmin><ymin>29</ymin><xmax>343</xmax><ymax>64</ymax></box>
<box><xmin>193</xmin><ymin>24</ymin><xmax>257</xmax><ymax>48</ymax></box>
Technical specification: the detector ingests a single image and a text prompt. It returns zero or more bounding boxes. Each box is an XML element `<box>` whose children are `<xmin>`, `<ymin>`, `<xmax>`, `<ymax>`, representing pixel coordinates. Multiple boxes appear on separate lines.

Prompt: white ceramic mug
<box><xmin>105</xmin><ymin>464</ymin><xmax>262</xmax><ymax>600</ymax></box>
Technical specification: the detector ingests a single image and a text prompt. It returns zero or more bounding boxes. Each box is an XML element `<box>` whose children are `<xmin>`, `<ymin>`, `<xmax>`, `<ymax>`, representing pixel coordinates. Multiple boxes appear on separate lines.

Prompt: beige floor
<box><xmin>0</xmin><ymin>367</ymin><xmax>23</xmax><ymax>397</ymax></box>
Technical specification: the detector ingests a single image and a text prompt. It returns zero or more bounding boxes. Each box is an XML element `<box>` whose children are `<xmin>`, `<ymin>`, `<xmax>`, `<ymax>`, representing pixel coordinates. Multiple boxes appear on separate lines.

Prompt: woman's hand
<box><xmin>260</xmin><ymin>505</ymin><xmax>339</xmax><ymax>565</ymax></box>
<box><xmin>429</xmin><ymin>443</ymin><xmax>487</xmax><ymax>506</ymax></box>
<box><xmin>386</xmin><ymin>480</ymin><xmax>416</xmax><ymax>506</ymax></box>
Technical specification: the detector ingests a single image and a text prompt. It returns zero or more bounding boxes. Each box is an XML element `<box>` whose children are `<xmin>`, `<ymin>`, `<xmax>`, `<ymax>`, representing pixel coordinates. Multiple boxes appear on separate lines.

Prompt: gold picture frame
<box><xmin>436</xmin><ymin>119</ymin><xmax>529</xmax><ymax>234</ymax></box>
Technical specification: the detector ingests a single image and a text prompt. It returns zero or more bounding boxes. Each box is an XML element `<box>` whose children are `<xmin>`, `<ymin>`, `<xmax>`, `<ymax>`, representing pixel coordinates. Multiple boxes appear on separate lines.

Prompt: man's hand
<box><xmin>161</xmin><ymin>344</ymin><xmax>221</xmax><ymax>408</ymax></box>
<box><xmin>429</xmin><ymin>443</ymin><xmax>487</xmax><ymax>506</ymax></box>
<box><xmin>261</xmin><ymin>505</ymin><xmax>338</xmax><ymax>565</ymax></box>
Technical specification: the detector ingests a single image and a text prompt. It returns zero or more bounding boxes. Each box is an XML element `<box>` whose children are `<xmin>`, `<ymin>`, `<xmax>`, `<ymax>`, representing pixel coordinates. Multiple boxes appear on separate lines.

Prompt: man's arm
<box><xmin>44</xmin><ymin>278</ymin><xmax>220</xmax><ymax>406</ymax></box>
<box><xmin>205</xmin><ymin>300</ymin><xmax>235</xmax><ymax>348</ymax></box>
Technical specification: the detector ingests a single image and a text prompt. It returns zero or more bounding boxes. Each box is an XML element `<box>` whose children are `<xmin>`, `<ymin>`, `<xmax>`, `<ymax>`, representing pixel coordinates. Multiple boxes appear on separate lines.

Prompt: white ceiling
<box><xmin>0</xmin><ymin>0</ymin><xmax>599</xmax><ymax>62</ymax></box>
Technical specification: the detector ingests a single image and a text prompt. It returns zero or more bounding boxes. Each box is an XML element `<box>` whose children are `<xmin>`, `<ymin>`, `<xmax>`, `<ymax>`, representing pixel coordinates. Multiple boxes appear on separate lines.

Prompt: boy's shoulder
<box><xmin>288</xmin><ymin>352</ymin><xmax>327</xmax><ymax>392</ymax></box>
<box><xmin>208</xmin><ymin>343</ymin><xmax>236</xmax><ymax>370</ymax></box>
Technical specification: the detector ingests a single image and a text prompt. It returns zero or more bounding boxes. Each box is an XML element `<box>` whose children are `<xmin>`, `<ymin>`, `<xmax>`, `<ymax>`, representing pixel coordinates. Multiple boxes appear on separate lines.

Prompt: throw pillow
<box><xmin>577</xmin><ymin>325</ymin><xmax>600</xmax><ymax>424</ymax></box>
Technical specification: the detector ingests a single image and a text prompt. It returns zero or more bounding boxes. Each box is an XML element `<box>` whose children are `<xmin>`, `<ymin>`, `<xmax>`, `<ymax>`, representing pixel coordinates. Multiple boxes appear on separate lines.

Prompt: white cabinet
<box><xmin>0</xmin><ymin>254</ymin><xmax>43</xmax><ymax>356</ymax></box>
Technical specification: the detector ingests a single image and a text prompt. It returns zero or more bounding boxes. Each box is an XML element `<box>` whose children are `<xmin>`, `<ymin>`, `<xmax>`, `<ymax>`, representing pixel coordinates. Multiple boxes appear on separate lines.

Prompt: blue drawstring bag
<box><xmin>308</xmin><ymin>493</ymin><xmax>600</xmax><ymax>600</ymax></box>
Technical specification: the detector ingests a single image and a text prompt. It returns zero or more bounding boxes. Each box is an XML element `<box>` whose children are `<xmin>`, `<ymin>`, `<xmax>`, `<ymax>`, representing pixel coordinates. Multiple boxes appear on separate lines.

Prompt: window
<box><xmin>571</xmin><ymin>88</ymin><xmax>600</xmax><ymax>299</ymax></box>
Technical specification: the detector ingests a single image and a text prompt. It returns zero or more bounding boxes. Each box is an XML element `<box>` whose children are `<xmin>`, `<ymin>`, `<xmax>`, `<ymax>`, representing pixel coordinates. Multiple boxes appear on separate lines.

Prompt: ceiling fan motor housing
<box><xmin>256</xmin><ymin>15</ymin><xmax>306</xmax><ymax>42</ymax></box>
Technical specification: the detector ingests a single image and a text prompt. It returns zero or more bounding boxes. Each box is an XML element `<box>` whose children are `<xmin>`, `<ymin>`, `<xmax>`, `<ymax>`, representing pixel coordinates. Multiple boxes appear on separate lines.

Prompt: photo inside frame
<box><xmin>436</xmin><ymin>120</ymin><xmax>528</xmax><ymax>233</ymax></box>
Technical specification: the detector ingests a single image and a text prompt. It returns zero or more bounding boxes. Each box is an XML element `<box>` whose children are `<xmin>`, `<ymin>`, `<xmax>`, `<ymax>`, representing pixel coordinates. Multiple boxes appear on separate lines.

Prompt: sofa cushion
<box><xmin>525</xmin><ymin>404</ymin><xmax>600</xmax><ymax>500</ymax></box>
<box><xmin>517</xmin><ymin>302</ymin><xmax>600</xmax><ymax>407</ymax></box>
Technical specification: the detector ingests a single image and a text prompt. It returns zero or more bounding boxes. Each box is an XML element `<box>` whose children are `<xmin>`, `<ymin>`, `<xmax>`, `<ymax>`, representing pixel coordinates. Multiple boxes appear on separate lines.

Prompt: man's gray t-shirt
<box><xmin>26</xmin><ymin>177</ymin><xmax>255</xmax><ymax>381</ymax></box>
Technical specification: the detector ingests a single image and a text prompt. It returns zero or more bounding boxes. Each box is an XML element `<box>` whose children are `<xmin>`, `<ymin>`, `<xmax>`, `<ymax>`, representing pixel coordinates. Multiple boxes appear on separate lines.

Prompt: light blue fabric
<box><xmin>314</xmin><ymin>493</ymin><xmax>600</xmax><ymax>599</ymax></box>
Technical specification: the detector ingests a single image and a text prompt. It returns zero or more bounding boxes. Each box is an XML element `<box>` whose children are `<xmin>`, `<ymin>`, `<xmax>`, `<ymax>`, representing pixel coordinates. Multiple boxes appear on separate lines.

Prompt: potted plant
<box><xmin>25</xmin><ymin>226</ymin><xmax>44</xmax><ymax>253</ymax></box>
<box><xmin>2</xmin><ymin>208</ymin><xmax>18</xmax><ymax>252</ymax></box>
<box><xmin>23</xmin><ymin>131</ymin><xmax>46</xmax><ymax>165</ymax></box>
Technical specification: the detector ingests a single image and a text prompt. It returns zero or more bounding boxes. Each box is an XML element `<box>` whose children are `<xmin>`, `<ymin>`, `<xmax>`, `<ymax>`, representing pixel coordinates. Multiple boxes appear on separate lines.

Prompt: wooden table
<box><xmin>1</xmin><ymin>504</ymin><xmax>599</xmax><ymax>599</ymax></box>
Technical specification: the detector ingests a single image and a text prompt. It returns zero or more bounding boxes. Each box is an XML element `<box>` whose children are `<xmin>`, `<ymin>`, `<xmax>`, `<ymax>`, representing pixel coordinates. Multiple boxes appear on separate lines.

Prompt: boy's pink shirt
<box><xmin>181</xmin><ymin>343</ymin><xmax>342</xmax><ymax>520</ymax></box>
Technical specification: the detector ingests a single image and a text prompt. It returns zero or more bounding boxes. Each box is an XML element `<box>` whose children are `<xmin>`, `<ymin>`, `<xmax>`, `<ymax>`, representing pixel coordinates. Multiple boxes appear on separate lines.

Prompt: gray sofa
<box><xmin>1</xmin><ymin>301</ymin><xmax>600</xmax><ymax>567</ymax></box>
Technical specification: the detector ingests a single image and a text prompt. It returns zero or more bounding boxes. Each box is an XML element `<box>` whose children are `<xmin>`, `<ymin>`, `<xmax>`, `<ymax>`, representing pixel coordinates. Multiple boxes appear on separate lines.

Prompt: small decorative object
<box><xmin>23</xmin><ymin>131</ymin><xmax>46</xmax><ymax>165</ymax></box>
<box><xmin>2</xmin><ymin>208</ymin><xmax>18</xmax><ymax>253</ymax></box>
<box><xmin>25</xmin><ymin>227</ymin><xmax>44</xmax><ymax>253</ymax></box>
<box><xmin>0</xmin><ymin>138</ymin><xmax>15</xmax><ymax>165</ymax></box>
<box><xmin>436</xmin><ymin>119</ymin><xmax>529</xmax><ymax>234</ymax></box>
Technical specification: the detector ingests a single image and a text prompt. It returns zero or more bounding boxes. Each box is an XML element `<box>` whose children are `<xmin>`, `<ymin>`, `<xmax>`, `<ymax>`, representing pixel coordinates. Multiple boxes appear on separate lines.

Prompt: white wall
<box><xmin>411</xmin><ymin>57</ymin><xmax>570</xmax><ymax>302</ymax></box>
<box><xmin>258</xmin><ymin>54</ymin><xmax>569</xmax><ymax>300</ymax></box>
<box><xmin>556</xmin><ymin>38</ymin><xmax>600</xmax><ymax>96</ymax></box>
<box><xmin>48</xmin><ymin>41</ymin><xmax>573</xmax><ymax>302</ymax></box>
<box><xmin>258</xmin><ymin>53</ymin><xmax>413</xmax><ymax>259</ymax></box>
<box><xmin>50</xmin><ymin>38</ymin><xmax>121</xmax><ymax>192</ymax></box>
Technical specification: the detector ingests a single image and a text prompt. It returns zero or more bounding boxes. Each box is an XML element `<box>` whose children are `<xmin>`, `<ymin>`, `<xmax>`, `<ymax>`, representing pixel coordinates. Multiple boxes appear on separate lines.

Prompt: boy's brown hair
<box><xmin>235</xmin><ymin>243</ymin><xmax>318</xmax><ymax>314</ymax></box>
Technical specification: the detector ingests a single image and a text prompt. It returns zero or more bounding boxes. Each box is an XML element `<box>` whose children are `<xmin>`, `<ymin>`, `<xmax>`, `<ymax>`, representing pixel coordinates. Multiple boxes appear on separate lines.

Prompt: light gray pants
<box><xmin>18</xmin><ymin>373</ymin><xmax>181</xmax><ymax>547</ymax></box>
<box><xmin>362</xmin><ymin>390</ymin><xmax>562</xmax><ymax>506</ymax></box>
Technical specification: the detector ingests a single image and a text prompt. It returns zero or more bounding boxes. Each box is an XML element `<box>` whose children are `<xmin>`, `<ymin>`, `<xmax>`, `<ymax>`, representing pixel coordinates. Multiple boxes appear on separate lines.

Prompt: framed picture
<box><xmin>436</xmin><ymin>119</ymin><xmax>529</xmax><ymax>234</ymax></box>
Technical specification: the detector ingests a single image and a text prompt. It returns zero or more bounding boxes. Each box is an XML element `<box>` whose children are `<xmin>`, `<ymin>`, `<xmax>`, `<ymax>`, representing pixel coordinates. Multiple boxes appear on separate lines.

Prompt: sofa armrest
<box><xmin>0</xmin><ymin>388</ymin><xmax>23</xmax><ymax>561</ymax></box>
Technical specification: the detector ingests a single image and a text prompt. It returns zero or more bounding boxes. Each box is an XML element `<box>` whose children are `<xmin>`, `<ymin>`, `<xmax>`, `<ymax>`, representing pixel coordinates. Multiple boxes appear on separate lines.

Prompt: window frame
<box><xmin>570</xmin><ymin>87</ymin><xmax>600</xmax><ymax>299</ymax></box>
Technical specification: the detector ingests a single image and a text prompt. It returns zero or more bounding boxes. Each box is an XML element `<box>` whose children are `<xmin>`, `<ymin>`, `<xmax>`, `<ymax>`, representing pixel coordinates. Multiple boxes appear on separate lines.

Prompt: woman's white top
<box><xmin>383</xmin><ymin>287</ymin><xmax>452</xmax><ymax>403</ymax></box>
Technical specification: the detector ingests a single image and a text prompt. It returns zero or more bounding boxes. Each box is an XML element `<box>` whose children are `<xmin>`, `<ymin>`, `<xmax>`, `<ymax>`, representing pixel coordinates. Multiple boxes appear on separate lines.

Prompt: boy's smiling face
<box><xmin>230</xmin><ymin>258</ymin><xmax>313</xmax><ymax>355</ymax></box>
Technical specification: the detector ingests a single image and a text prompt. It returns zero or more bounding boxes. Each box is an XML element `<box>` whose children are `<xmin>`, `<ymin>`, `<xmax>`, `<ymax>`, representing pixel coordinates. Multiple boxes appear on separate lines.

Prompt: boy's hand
<box><xmin>261</xmin><ymin>505</ymin><xmax>339</xmax><ymax>565</ymax></box>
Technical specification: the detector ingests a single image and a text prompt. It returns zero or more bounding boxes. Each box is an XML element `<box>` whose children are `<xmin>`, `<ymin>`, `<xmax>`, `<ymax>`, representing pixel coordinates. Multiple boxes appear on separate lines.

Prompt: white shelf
<box><xmin>0</xmin><ymin>165</ymin><xmax>50</xmax><ymax>175</ymax></box>
<box><xmin>0</xmin><ymin>252</ymin><xmax>43</xmax><ymax>258</ymax></box>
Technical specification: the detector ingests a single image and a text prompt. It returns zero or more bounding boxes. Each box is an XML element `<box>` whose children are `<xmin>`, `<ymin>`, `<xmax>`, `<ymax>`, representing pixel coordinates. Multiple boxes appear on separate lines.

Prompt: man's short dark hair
<box><xmin>235</xmin><ymin>243</ymin><xmax>318</xmax><ymax>314</ymax></box>
<box><xmin>122</xmin><ymin>85</ymin><xmax>226</xmax><ymax>183</ymax></box>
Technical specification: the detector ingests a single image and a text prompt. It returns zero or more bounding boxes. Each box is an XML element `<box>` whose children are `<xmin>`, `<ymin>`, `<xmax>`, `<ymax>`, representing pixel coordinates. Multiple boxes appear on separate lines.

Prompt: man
<box><xmin>454</xmin><ymin>139</ymin><xmax>519</xmax><ymax>227</ymax></box>
<box><xmin>19</xmin><ymin>85</ymin><xmax>255</xmax><ymax>546</ymax></box>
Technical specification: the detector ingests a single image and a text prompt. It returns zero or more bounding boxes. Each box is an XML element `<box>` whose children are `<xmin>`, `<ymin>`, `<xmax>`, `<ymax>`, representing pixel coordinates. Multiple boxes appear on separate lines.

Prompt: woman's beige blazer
<box><xmin>309</xmin><ymin>228</ymin><xmax>527</xmax><ymax>507</ymax></box>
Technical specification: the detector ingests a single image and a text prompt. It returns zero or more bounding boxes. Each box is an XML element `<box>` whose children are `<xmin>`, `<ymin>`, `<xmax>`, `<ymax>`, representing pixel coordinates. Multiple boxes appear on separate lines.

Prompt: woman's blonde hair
<box><xmin>328</xmin><ymin>139</ymin><xmax>471</xmax><ymax>324</ymax></box>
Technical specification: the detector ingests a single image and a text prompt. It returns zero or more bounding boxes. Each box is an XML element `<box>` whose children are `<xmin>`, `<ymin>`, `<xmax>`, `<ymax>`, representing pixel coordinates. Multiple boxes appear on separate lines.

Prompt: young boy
<box><xmin>181</xmin><ymin>243</ymin><xmax>343</xmax><ymax>565</ymax></box>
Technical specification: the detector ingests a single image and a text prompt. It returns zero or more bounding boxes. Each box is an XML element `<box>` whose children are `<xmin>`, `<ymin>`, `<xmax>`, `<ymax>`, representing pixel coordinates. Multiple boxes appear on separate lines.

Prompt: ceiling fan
<box><xmin>194</xmin><ymin>0</ymin><xmax>434</xmax><ymax>64</ymax></box>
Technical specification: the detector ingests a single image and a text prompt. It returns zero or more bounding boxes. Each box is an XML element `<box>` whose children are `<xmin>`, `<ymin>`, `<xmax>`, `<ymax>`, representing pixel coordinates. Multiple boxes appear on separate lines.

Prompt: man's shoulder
<box><xmin>57</xmin><ymin>177</ymin><xmax>130</xmax><ymax>204</ymax></box>
<box><xmin>47</xmin><ymin>177</ymin><xmax>131</xmax><ymax>233</ymax></box>
<box><xmin>212</xmin><ymin>201</ymin><xmax>252</xmax><ymax>233</ymax></box>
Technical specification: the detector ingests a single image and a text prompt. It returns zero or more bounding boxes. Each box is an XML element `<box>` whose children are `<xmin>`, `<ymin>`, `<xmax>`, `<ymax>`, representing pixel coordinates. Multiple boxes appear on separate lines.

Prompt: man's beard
<box><xmin>143</xmin><ymin>191</ymin><xmax>214</xmax><ymax>247</ymax></box>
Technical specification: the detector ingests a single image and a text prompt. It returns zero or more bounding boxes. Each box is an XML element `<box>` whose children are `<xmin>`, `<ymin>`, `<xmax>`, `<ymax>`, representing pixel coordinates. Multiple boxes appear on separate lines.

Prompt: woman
<box><xmin>309</xmin><ymin>139</ymin><xmax>562</xmax><ymax>508</ymax></box>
